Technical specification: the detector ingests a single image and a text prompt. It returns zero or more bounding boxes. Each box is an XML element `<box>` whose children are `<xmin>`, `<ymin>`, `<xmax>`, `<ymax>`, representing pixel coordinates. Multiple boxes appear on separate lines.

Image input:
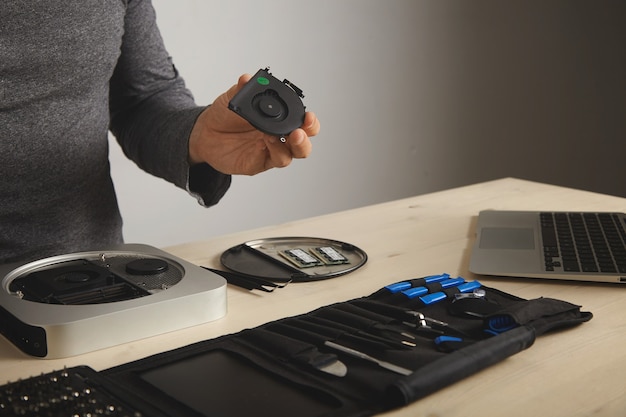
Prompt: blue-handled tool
<box><xmin>434</xmin><ymin>335</ymin><xmax>474</xmax><ymax>352</ymax></box>
<box><xmin>420</xmin><ymin>280</ymin><xmax>482</xmax><ymax>305</ymax></box>
<box><xmin>401</xmin><ymin>277</ymin><xmax>465</xmax><ymax>299</ymax></box>
<box><xmin>485</xmin><ymin>315</ymin><xmax>518</xmax><ymax>335</ymax></box>
<box><xmin>384</xmin><ymin>273</ymin><xmax>451</xmax><ymax>293</ymax></box>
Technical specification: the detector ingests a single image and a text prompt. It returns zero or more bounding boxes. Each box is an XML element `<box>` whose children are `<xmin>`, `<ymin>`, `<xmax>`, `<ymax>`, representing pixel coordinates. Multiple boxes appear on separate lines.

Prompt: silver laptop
<box><xmin>469</xmin><ymin>210</ymin><xmax>626</xmax><ymax>284</ymax></box>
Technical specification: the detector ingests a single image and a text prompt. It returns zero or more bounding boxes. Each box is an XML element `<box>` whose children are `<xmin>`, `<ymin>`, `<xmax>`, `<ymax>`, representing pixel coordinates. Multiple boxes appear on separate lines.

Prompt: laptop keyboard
<box><xmin>540</xmin><ymin>212</ymin><xmax>626</xmax><ymax>273</ymax></box>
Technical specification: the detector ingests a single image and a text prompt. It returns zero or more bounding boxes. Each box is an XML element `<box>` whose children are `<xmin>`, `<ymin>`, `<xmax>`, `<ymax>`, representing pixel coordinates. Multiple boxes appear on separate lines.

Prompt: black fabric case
<box><xmin>103</xmin><ymin>279</ymin><xmax>592</xmax><ymax>417</ymax></box>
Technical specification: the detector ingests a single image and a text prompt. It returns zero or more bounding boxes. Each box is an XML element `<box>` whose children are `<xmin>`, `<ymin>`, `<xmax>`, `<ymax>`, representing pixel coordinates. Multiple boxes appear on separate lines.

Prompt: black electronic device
<box><xmin>228</xmin><ymin>67</ymin><xmax>306</xmax><ymax>139</ymax></box>
<box><xmin>0</xmin><ymin>244</ymin><xmax>227</xmax><ymax>358</ymax></box>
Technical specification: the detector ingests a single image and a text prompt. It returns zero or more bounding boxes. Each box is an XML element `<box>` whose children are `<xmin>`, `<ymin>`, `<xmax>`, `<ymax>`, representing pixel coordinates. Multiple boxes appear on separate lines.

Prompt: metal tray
<box><xmin>220</xmin><ymin>237</ymin><xmax>367</xmax><ymax>282</ymax></box>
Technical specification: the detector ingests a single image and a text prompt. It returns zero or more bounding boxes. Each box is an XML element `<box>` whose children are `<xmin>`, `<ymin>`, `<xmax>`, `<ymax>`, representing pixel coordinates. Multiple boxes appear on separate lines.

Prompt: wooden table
<box><xmin>2</xmin><ymin>177</ymin><xmax>626</xmax><ymax>416</ymax></box>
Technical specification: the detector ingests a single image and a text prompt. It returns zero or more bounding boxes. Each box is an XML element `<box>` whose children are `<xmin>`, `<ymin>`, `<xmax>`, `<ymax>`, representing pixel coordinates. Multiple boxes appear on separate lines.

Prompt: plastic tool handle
<box><xmin>401</xmin><ymin>278</ymin><xmax>465</xmax><ymax>299</ymax></box>
<box><xmin>384</xmin><ymin>273</ymin><xmax>451</xmax><ymax>293</ymax></box>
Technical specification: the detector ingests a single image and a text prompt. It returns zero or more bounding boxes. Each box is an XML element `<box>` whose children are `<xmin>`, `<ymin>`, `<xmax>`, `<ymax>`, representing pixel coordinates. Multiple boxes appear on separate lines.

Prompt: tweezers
<box><xmin>201</xmin><ymin>266</ymin><xmax>290</xmax><ymax>292</ymax></box>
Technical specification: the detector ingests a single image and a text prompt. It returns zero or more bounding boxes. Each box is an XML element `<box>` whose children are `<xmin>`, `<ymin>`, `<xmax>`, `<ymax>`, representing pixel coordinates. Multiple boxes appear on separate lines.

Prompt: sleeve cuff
<box><xmin>187</xmin><ymin>162</ymin><xmax>232</xmax><ymax>207</ymax></box>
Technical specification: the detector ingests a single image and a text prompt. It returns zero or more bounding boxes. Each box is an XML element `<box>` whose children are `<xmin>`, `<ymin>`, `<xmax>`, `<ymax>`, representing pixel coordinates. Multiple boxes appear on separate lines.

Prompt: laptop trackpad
<box><xmin>480</xmin><ymin>227</ymin><xmax>535</xmax><ymax>250</ymax></box>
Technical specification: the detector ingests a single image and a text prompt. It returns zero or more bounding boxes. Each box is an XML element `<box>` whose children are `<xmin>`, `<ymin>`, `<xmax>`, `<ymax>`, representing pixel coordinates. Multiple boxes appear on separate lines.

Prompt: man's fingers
<box><xmin>237</xmin><ymin>74</ymin><xmax>252</xmax><ymax>90</ymax></box>
<box><xmin>302</xmin><ymin>111</ymin><xmax>320</xmax><ymax>137</ymax></box>
<box><xmin>285</xmin><ymin>129</ymin><xmax>312</xmax><ymax>159</ymax></box>
<box><xmin>261</xmin><ymin>136</ymin><xmax>294</xmax><ymax>168</ymax></box>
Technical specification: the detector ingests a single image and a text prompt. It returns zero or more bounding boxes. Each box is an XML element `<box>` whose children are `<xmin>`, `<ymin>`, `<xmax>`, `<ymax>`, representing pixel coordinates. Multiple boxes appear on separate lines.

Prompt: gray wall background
<box><xmin>108</xmin><ymin>0</ymin><xmax>626</xmax><ymax>247</ymax></box>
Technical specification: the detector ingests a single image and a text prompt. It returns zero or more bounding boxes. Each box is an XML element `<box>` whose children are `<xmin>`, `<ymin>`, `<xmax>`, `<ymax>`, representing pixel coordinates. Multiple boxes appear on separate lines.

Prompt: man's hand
<box><xmin>188</xmin><ymin>74</ymin><xmax>320</xmax><ymax>175</ymax></box>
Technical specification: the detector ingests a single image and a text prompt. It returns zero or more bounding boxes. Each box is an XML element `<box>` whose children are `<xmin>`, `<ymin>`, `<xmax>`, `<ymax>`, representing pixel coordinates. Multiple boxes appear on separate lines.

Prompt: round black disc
<box><xmin>126</xmin><ymin>258</ymin><xmax>169</xmax><ymax>275</ymax></box>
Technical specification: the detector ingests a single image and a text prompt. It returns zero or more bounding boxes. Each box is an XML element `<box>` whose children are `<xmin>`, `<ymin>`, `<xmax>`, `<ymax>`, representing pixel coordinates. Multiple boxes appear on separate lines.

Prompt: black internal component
<box><xmin>228</xmin><ymin>67</ymin><xmax>306</xmax><ymax>137</ymax></box>
<box><xmin>9</xmin><ymin>259</ymin><xmax>151</xmax><ymax>305</ymax></box>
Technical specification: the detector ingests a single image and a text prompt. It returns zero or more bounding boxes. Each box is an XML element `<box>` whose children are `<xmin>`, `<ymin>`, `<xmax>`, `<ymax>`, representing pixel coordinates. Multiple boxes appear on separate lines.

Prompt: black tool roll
<box><xmin>102</xmin><ymin>275</ymin><xmax>592</xmax><ymax>417</ymax></box>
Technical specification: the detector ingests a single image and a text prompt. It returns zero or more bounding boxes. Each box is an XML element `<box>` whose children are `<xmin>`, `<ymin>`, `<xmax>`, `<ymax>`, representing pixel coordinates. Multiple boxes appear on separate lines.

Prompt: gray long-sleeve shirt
<box><xmin>0</xmin><ymin>0</ymin><xmax>231</xmax><ymax>263</ymax></box>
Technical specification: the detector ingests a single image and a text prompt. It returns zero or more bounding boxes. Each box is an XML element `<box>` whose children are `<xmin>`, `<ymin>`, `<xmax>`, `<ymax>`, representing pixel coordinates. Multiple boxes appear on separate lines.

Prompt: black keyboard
<box><xmin>540</xmin><ymin>212</ymin><xmax>626</xmax><ymax>273</ymax></box>
<box><xmin>0</xmin><ymin>366</ymin><xmax>144</xmax><ymax>417</ymax></box>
